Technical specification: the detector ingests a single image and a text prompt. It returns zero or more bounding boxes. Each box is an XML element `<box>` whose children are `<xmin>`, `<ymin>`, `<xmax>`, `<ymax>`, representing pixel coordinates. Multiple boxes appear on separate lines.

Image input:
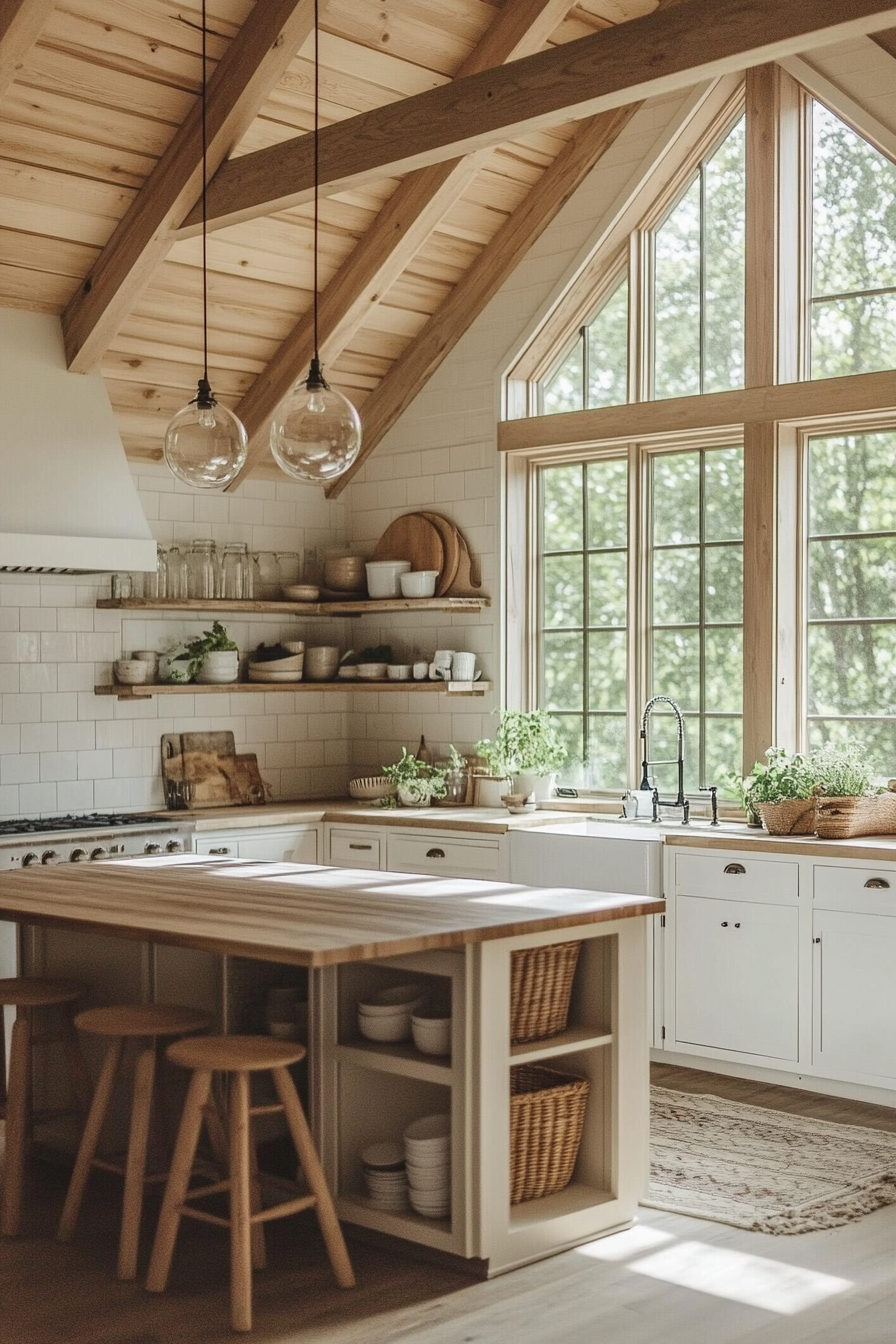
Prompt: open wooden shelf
<box><xmin>95</xmin><ymin>679</ymin><xmax>492</xmax><ymax>700</ymax></box>
<box><xmin>97</xmin><ymin>596</ymin><xmax>489</xmax><ymax>616</ymax></box>
<box><xmin>509</xmin><ymin>1025</ymin><xmax>613</xmax><ymax>1065</ymax></box>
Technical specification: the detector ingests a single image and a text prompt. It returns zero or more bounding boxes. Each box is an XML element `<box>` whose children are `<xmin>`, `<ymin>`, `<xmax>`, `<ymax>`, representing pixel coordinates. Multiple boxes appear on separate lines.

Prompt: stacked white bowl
<box><xmin>403</xmin><ymin>1113</ymin><xmax>451</xmax><ymax>1218</ymax></box>
<box><xmin>361</xmin><ymin>1141</ymin><xmax>408</xmax><ymax>1211</ymax></box>
<box><xmin>357</xmin><ymin>983</ymin><xmax>426</xmax><ymax>1042</ymax></box>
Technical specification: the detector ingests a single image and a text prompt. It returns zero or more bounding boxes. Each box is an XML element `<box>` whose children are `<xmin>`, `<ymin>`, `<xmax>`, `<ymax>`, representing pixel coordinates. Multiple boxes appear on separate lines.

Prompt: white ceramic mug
<box><xmin>412</xmin><ymin>661</ymin><xmax>429</xmax><ymax>681</ymax></box>
<box><xmin>431</xmin><ymin>649</ymin><xmax>454</xmax><ymax>680</ymax></box>
<box><xmin>451</xmin><ymin>652</ymin><xmax>476</xmax><ymax>681</ymax></box>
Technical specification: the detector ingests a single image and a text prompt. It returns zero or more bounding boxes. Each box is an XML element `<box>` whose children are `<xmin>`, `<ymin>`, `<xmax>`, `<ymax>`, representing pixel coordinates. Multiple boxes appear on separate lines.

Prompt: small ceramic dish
<box><xmin>357</xmin><ymin>662</ymin><xmax>388</xmax><ymax>679</ymax></box>
<box><xmin>282</xmin><ymin>584</ymin><xmax>320</xmax><ymax>602</ymax></box>
<box><xmin>501</xmin><ymin>792</ymin><xmax>537</xmax><ymax>815</ymax></box>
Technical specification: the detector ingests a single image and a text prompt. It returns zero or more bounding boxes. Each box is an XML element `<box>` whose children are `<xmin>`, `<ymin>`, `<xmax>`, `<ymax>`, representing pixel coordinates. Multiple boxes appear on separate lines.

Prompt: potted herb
<box><xmin>381</xmin><ymin>748</ymin><xmax>447</xmax><ymax>808</ymax></box>
<box><xmin>477</xmin><ymin>709</ymin><xmax>567</xmax><ymax>803</ymax></box>
<box><xmin>736</xmin><ymin>747</ymin><xmax>817</xmax><ymax>835</ymax></box>
<box><xmin>184</xmin><ymin>621</ymin><xmax>240</xmax><ymax>684</ymax></box>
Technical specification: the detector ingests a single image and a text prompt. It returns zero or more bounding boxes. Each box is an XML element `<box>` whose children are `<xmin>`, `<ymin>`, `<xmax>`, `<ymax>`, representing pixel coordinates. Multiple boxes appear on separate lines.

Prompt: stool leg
<box><xmin>146</xmin><ymin>1067</ymin><xmax>211</xmax><ymax>1295</ymax></box>
<box><xmin>229</xmin><ymin>1071</ymin><xmax>253</xmax><ymax>1333</ymax></box>
<box><xmin>272</xmin><ymin>1066</ymin><xmax>355</xmax><ymax>1289</ymax></box>
<box><xmin>248</xmin><ymin>1128</ymin><xmax>267</xmax><ymax>1272</ymax></box>
<box><xmin>118</xmin><ymin>1040</ymin><xmax>156</xmax><ymax>1280</ymax></box>
<box><xmin>58</xmin><ymin>1035</ymin><xmax>124</xmax><ymax>1242</ymax></box>
<box><xmin>1</xmin><ymin>1010</ymin><xmax>32</xmax><ymax>1237</ymax></box>
<box><xmin>61</xmin><ymin>1013</ymin><xmax>93</xmax><ymax>1117</ymax></box>
<box><xmin>0</xmin><ymin>1004</ymin><xmax>8</xmax><ymax>1111</ymax></box>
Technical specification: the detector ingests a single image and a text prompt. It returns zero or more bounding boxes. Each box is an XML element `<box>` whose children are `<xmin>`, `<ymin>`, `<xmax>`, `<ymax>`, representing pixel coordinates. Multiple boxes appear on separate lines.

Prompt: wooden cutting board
<box><xmin>418</xmin><ymin>512</ymin><xmax>461</xmax><ymax>596</ymax></box>
<box><xmin>373</xmin><ymin>514</ymin><xmax>444</xmax><ymax>579</ymax></box>
<box><xmin>161</xmin><ymin>732</ymin><xmax>264</xmax><ymax>808</ymax></box>
<box><xmin>444</xmin><ymin>524</ymin><xmax>482</xmax><ymax>597</ymax></box>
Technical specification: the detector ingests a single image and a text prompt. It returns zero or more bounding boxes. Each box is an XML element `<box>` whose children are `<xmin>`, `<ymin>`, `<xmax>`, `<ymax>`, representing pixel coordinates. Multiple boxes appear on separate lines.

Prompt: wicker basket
<box><xmin>757</xmin><ymin>798</ymin><xmax>816</xmax><ymax>835</ymax></box>
<box><xmin>510</xmin><ymin>940</ymin><xmax>581</xmax><ymax>1044</ymax></box>
<box><xmin>510</xmin><ymin>1064</ymin><xmax>590</xmax><ymax>1204</ymax></box>
<box><xmin>814</xmin><ymin>792</ymin><xmax>896</xmax><ymax>839</ymax></box>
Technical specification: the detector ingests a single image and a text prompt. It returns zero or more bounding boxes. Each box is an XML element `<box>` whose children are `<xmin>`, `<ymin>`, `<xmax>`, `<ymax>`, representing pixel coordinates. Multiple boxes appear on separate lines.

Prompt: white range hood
<box><xmin>0</xmin><ymin>309</ymin><xmax>157</xmax><ymax>573</ymax></box>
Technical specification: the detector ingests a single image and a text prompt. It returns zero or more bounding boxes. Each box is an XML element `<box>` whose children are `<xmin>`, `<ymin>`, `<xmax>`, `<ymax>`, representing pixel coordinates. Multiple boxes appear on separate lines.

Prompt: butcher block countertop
<box><xmin>0</xmin><ymin>854</ymin><xmax>664</xmax><ymax>967</ymax></box>
<box><xmin>161</xmin><ymin>801</ymin><xmax>575</xmax><ymax>834</ymax></box>
<box><xmin>665</xmin><ymin>828</ymin><xmax>896</xmax><ymax>862</ymax></box>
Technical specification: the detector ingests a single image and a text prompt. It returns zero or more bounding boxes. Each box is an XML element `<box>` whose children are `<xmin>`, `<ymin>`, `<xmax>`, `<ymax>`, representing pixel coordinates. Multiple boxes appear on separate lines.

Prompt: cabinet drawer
<box><xmin>674</xmin><ymin>851</ymin><xmax>798</xmax><ymax>902</ymax></box>
<box><xmin>814</xmin><ymin>864</ymin><xmax>896</xmax><ymax>915</ymax></box>
<box><xmin>387</xmin><ymin>833</ymin><xmax>501</xmax><ymax>879</ymax></box>
<box><xmin>328</xmin><ymin>829</ymin><xmax>382</xmax><ymax>870</ymax></box>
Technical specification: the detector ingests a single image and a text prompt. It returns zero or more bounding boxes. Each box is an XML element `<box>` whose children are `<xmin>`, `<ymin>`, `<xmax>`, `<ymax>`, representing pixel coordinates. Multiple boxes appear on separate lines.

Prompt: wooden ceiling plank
<box><xmin>227</xmin><ymin>0</ymin><xmax>575</xmax><ymax>483</ymax></box>
<box><xmin>185</xmin><ymin>0</ymin><xmax>896</xmax><ymax>235</ymax></box>
<box><xmin>0</xmin><ymin>0</ymin><xmax>56</xmax><ymax>99</ymax></box>
<box><xmin>871</xmin><ymin>26</ymin><xmax>896</xmax><ymax>57</ymax></box>
<box><xmin>325</xmin><ymin>101</ymin><xmax>640</xmax><ymax>498</ymax></box>
<box><xmin>61</xmin><ymin>0</ymin><xmax>317</xmax><ymax>375</ymax></box>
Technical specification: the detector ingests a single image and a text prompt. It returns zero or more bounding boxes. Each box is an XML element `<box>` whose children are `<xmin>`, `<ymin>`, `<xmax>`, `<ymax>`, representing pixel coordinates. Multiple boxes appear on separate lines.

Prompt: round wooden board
<box><xmin>373</xmin><ymin>514</ymin><xmax>444</xmax><ymax>578</ymax></box>
<box><xmin>417</xmin><ymin>512</ymin><xmax>461</xmax><ymax>596</ymax></box>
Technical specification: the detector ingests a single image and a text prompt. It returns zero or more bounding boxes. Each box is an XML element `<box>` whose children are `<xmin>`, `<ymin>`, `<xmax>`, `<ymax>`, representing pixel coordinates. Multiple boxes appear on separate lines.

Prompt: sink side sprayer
<box><xmin>0</xmin><ymin>308</ymin><xmax>156</xmax><ymax>573</ymax></box>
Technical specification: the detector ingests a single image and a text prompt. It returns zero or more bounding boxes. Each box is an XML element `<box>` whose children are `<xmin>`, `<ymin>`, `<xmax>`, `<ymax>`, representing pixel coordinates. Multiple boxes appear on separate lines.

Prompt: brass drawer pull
<box><xmin>209</xmin><ymin>847</ymin><xmax>231</xmax><ymax>855</ymax></box>
<box><xmin>426</xmin><ymin>848</ymin><xmax>446</xmax><ymax>859</ymax></box>
<box><xmin>348</xmin><ymin>843</ymin><xmax>372</xmax><ymax>851</ymax></box>
<box><xmin>723</xmin><ymin>862</ymin><xmax>746</xmax><ymax>875</ymax></box>
<box><xmin>864</xmin><ymin>877</ymin><xmax>890</xmax><ymax>889</ymax></box>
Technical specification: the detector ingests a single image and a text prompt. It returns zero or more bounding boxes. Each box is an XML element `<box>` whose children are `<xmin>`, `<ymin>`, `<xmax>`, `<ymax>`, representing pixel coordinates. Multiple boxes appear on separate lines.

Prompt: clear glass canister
<box><xmin>142</xmin><ymin>544</ymin><xmax>168</xmax><ymax>599</ymax></box>
<box><xmin>187</xmin><ymin>538</ymin><xmax>217</xmax><ymax>599</ymax></box>
<box><xmin>166</xmin><ymin>544</ymin><xmax>189</xmax><ymax>599</ymax></box>
<box><xmin>220</xmin><ymin>542</ymin><xmax>254</xmax><ymax>599</ymax></box>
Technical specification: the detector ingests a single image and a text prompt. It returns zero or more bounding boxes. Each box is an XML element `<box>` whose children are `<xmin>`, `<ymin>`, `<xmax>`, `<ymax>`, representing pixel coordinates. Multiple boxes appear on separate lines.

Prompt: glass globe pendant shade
<box><xmin>270</xmin><ymin>358</ymin><xmax>362</xmax><ymax>484</ymax></box>
<box><xmin>164</xmin><ymin>378</ymin><xmax>248</xmax><ymax>490</ymax></box>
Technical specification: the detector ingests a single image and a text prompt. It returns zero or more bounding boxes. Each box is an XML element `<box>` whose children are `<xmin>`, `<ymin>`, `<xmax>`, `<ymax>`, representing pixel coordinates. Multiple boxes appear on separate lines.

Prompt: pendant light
<box><xmin>164</xmin><ymin>0</ymin><xmax>248</xmax><ymax>490</ymax></box>
<box><xmin>269</xmin><ymin>0</ymin><xmax>361</xmax><ymax>484</ymax></box>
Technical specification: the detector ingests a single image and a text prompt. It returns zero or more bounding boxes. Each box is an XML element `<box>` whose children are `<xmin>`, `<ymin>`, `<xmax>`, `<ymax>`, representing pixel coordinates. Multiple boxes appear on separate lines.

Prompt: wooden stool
<box><xmin>146</xmin><ymin>1035</ymin><xmax>355</xmax><ymax>1333</ymax></box>
<box><xmin>0</xmin><ymin>977</ymin><xmax>91</xmax><ymax>1237</ymax></box>
<box><xmin>58</xmin><ymin>1003</ymin><xmax>212</xmax><ymax>1280</ymax></box>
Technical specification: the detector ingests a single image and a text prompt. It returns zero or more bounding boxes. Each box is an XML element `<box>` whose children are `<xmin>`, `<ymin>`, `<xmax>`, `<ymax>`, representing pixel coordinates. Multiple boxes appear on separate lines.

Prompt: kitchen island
<box><xmin>0</xmin><ymin>854</ymin><xmax>662</xmax><ymax>1275</ymax></box>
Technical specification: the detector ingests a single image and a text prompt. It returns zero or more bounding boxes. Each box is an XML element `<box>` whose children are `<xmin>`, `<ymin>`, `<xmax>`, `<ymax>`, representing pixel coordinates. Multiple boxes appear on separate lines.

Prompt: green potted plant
<box><xmin>809</xmin><ymin>742</ymin><xmax>892</xmax><ymax>838</ymax></box>
<box><xmin>735</xmin><ymin>747</ymin><xmax>817</xmax><ymax>835</ymax></box>
<box><xmin>381</xmin><ymin>748</ymin><xmax>447</xmax><ymax>808</ymax></box>
<box><xmin>184</xmin><ymin>621</ymin><xmax>240</xmax><ymax>684</ymax></box>
<box><xmin>477</xmin><ymin>709</ymin><xmax>567</xmax><ymax>803</ymax></box>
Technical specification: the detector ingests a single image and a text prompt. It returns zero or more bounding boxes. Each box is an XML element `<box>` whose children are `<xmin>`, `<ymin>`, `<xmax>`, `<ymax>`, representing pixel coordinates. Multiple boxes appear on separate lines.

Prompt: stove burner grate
<box><xmin>0</xmin><ymin>813</ymin><xmax>168</xmax><ymax>837</ymax></box>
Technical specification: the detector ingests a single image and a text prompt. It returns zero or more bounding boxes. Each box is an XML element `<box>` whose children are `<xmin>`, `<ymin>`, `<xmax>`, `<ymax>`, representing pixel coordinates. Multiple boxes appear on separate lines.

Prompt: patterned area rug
<box><xmin>645</xmin><ymin>1086</ymin><xmax>896</xmax><ymax>1234</ymax></box>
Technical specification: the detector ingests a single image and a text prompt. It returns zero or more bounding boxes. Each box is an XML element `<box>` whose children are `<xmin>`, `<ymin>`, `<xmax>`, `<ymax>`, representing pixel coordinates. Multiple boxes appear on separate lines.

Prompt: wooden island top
<box><xmin>0</xmin><ymin>854</ymin><xmax>664</xmax><ymax>967</ymax></box>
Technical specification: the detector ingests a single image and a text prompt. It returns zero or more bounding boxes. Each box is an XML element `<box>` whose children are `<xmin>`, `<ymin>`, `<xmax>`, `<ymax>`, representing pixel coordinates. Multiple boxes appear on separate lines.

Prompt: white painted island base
<box><xmin>313</xmin><ymin>916</ymin><xmax>649</xmax><ymax>1275</ymax></box>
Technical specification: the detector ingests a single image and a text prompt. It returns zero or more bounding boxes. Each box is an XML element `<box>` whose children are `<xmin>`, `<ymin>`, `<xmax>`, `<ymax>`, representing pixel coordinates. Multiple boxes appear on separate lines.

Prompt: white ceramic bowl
<box><xmin>304</xmin><ymin>646</ymin><xmax>340</xmax><ymax>681</ymax></box>
<box><xmin>114</xmin><ymin>659</ymin><xmax>151</xmax><ymax>685</ymax></box>
<box><xmin>411</xmin><ymin>1014</ymin><xmax>451</xmax><ymax>1056</ymax></box>
<box><xmin>403</xmin><ymin>1114</ymin><xmax>450</xmax><ymax>1147</ymax></box>
<box><xmin>282</xmin><ymin>640</ymin><xmax>305</xmax><ymax>654</ymax></box>
<box><xmin>387</xmin><ymin>664</ymin><xmax>412</xmax><ymax>681</ymax></box>
<box><xmin>358</xmin><ymin>983</ymin><xmax>426</xmax><ymax>1016</ymax></box>
<box><xmin>357</xmin><ymin>1013</ymin><xmax>411</xmax><ymax>1043</ymax></box>
<box><xmin>282</xmin><ymin>584</ymin><xmax>320</xmax><ymax>602</ymax></box>
<box><xmin>366</xmin><ymin>559</ymin><xmax>411</xmax><ymax>599</ymax></box>
<box><xmin>361</xmin><ymin>1141</ymin><xmax>404</xmax><ymax>1170</ymax></box>
<box><xmin>405</xmin><ymin>1166</ymin><xmax>450</xmax><ymax>1191</ymax></box>
<box><xmin>248</xmin><ymin>653</ymin><xmax>305</xmax><ymax>672</ymax></box>
<box><xmin>399</xmin><ymin>570</ymin><xmax>439</xmax><ymax>598</ymax></box>
<box><xmin>348</xmin><ymin>776</ymin><xmax>396</xmax><ymax>801</ymax></box>
<box><xmin>357</xmin><ymin>662</ymin><xmax>388</xmax><ymax>680</ymax></box>
<box><xmin>408</xmin><ymin>1193</ymin><xmax>450</xmax><ymax>1218</ymax></box>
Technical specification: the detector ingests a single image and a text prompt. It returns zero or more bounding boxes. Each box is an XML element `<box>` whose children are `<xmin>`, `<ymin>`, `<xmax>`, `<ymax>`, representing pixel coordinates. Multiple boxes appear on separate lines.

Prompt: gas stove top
<box><xmin>0</xmin><ymin>812</ymin><xmax>168</xmax><ymax>837</ymax></box>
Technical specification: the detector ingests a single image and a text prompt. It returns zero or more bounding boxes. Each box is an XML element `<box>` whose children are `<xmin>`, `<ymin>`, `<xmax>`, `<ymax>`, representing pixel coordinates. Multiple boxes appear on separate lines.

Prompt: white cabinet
<box><xmin>193</xmin><ymin>823</ymin><xmax>321</xmax><ymax>864</ymax></box>
<box><xmin>324</xmin><ymin>823</ymin><xmax>508</xmax><ymax>880</ymax></box>
<box><xmin>326</xmin><ymin>827</ymin><xmax>382</xmax><ymax>870</ymax></box>
<box><xmin>813</xmin><ymin>864</ymin><xmax>896</xmax><ymax>1082</ymax></box>
<box><xmin>666</xmin><ymin>850</ymin><xmax>801</xmax><ymax>1064</ymax></box>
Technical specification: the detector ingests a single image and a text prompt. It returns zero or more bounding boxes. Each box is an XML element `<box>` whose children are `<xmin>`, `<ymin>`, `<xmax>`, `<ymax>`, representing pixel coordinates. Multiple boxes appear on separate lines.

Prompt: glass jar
<box><xmin>166</xmin><ymin>544</ymin><xmax>189</xmax><ymax>599</ymax></box>
<box><xmin>142</xmin><ymin>544</ymin><xmax>168</xmax><ymax>599</ymax></box>
<box><xmin>187</xmin><ymin>538</ymin><xmax>217</xmax><ymax>599</ymax></box>
<box><xmin>253</xmin><ymin>551</ymin><xmax>281</xmax><ymax>600</ymax></box>
<box><xmin>220</xmin><ymin>542</ymin><xmax>254</xmax><ymax>600</ymax></box>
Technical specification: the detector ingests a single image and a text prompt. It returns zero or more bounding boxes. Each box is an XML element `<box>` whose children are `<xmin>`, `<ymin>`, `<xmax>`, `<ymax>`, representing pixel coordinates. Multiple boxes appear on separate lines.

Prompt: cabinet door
<box><xmin>675</xmin><ymin>895</ymin><xmax>799</xmax><ymax>1060</ymax></box>
<box><xmin>814</xmin><ymin>908</ymin><xmax>896</xmax><ymax>1080</ymax></box>
<box><xmin>328</xmin><ymin>828</ymin><xmax>382</xmax><ymax>869</ymax></box>
<box><xmin>386</xmin><ymin>833</ymin><xmax>502</xmax><ymax>880</ymax></box>
<box><xmin>237</xmin><ymin>829</ymin><xmax>319</xmax><ymax>863</ymax></box>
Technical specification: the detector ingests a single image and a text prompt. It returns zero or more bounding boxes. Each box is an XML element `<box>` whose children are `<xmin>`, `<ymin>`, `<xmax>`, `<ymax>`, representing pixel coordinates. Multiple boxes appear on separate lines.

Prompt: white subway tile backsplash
<box><xmin>18</xmin><ymin>782</ymin><xmax>57</xmax><ymax>814</ymax></box>
<box><xmin>40</xmin><ymin>752</ymin><xmax>79</xmax><ymax>782</ymax></box>
<box><xmin>77</xmin><ymin>750</ymin><xmax>114</xmax><ymax>780</ymax></box>
<box><xmin>57</xmin><ymin>721</ymin><xmax>96</xmax><ymax>752</ymax></box>
<box><xmin>1</xmin><ymin>753</ymin><xmax>39</xmax><ymax>785</ymax></box>
<box><xmin>56</xmin><ymin>780</ymin><xmax>96</xmax><ymax>813</ymax></box>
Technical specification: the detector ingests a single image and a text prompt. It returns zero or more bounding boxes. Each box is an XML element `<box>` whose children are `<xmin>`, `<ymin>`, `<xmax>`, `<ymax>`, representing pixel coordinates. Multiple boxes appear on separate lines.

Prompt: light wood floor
<box><xmin>2</xmin><ymin>1065</ymin><xmax>895</xmax><ymax>1344</ymax></box>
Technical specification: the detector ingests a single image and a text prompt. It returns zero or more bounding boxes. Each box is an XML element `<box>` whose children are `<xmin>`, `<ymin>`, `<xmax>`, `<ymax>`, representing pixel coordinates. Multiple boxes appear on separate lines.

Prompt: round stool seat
<box><xmin>167</xmin><ymin>1034</ymin><xmax>306</xmax><ymax>1074</ymax></box>
<box><xmin>75</xmin><ymin>1004</ymin><xmax>212</xmax><ymax>1039</ymax></box>
<box><xmin>0</xmin><ymin>977</ymin><xmax>83</xmax><ymax>1008</ymax></box>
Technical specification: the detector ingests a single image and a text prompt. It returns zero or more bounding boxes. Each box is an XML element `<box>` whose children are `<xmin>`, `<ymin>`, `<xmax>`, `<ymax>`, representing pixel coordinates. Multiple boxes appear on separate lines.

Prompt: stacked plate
<box><xmin>361</xmin><ymin>1141</ymin><xmax>408</xmax><ymax>1211</ymax></box>
<box><xmin>357</xmin><ymin>983</ymin><xmax>426</xmax><ymax>1042</ymax></box>
<box><xmin>247</xmin><ymin>650</ymin><xmax>304</xmax><ymax>682</ymax></box>
<box><xmin>404</xmin><ymin>1113</ymin><xmax>451</xmax><ymax>1218</ymax></box>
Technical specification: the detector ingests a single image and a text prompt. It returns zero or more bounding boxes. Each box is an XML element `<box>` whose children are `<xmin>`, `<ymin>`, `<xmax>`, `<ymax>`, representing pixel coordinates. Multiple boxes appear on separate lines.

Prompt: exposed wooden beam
<box><xmin>496</xmin><ymin>368</ymin><xmax>896</xmax><ymax>454</ymax></box>
<box><xmin>183</xmin><ymin>0</ymin><xmax>896</xmax><ymax>235</ymax></box>
<box><xmin>61</xmin><ymin>0</ymin><xmax>315</xmax><ymax>374</ymax></box>
<box><xmin>326</xmin><ymin>103</ymin><xmax>640</xmax><ymax>499</ymax></box>
<box><xmin>0</xmin><ymin>0</ymin><xmax>55</xmax><ymax>99</ymax></box>
<box><xmin>228</xmin><ymin>0</ymin><xmax>574</xmax><ymax>484</ymax></box>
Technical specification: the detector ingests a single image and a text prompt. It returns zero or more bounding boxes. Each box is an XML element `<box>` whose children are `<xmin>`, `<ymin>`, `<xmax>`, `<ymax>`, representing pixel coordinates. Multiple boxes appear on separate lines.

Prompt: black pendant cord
<box><xmin>308</xmin><ymin>0</ymin><xmax>325</xmax><ymax>389</ymax></box>
<box><xmin>198</xmin><ymin>0</ymin><xmax>211</xmax><ymax>404</ymax></box>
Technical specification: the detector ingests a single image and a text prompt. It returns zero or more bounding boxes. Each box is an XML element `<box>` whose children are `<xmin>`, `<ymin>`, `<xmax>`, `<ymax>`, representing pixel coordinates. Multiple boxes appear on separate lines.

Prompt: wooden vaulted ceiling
<box><xmin>2</xmin><ymin>0</ymin><xmax>896</xmax><ymax>498</ymax></box>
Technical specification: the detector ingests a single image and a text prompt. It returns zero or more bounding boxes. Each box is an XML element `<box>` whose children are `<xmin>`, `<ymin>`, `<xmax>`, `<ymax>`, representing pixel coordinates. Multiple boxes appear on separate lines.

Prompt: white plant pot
<box><xmin>397</xmin><ymin>784</ymin><xmax>432</xmax><ymax>807</ymax></box>
<box><xmin>514</xmin><ymin>772</ymin><xmax>557</xmax><ymax>803</ymax></box>
<box><xmin>474</xmin><ymin>775</ymin><xmax>511</xmax><ymax>808</ymax></box>
<box><xmin>196</xmin><ymin>650</ymin><xmax>239</xmax><ymax>684</ymax></box>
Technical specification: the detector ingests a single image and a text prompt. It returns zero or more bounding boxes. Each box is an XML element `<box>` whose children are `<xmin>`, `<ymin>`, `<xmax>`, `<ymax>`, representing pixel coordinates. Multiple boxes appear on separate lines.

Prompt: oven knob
<box><xmin>70</xmin><ymin>848</ymin><xmax>88</xmax><ymax>862</ymax></box>
<box><xmin>90</xmin><ymin>847</ymin><xmax>109</xmax><ymax>861</ymax></box>
<box><xmin>22</xmin><ymin>852</ymin><xmax>39</xmax><ymax>867</ymax></box>
<box><xmin>166</xmin><ymin>839</ymin><xmax>183</xmax><ymax>853</ymax></box>
<box><xmin>41</xmin><ymin>850</ymin><xmax>60</xmax><ymax>865</ymax></box>
<box><xmin>144</xmin><ymin>843</ymin><xmax>162</xmax><ymax>854</ymax></box>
